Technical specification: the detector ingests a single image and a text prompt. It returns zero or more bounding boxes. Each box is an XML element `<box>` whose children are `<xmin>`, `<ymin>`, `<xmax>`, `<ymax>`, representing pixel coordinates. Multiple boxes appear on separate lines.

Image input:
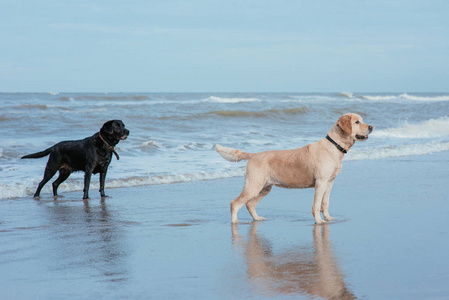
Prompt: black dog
<box><xmin>22</xmin><ymin>120</ymin><xmax>129</xmax><ymax>199</ymax></box>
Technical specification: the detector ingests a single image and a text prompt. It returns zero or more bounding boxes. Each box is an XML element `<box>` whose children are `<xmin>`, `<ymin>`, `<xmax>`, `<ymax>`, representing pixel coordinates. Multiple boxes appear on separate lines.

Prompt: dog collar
<box><xmin>99</xmin><ymin>132</ymin><xmax>120</xmax><ymax>160</ymax></box>
<box><xmin>326</xmin><ymin>135</ymin><xmax>347</xmax><ymax>154</ymax></box>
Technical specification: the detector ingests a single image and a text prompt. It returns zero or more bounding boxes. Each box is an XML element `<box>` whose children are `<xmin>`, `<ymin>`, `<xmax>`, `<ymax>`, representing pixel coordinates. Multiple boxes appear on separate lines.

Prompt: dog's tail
<box><xmin>215</xmin><ymin>144</ymin><xmax>252</xmax><ymax>162</ymax></box>
<box><xmin>21</xmin><ymin>148</ymin><xmax>52</xmax><ymax>159</ymax></box>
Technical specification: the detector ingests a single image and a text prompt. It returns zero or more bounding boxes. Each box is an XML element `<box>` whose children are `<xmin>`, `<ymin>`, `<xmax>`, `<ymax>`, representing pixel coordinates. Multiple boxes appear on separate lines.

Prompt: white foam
<box><xmin>140</xmin><ymin>140</ymin><xmax>167</xmax><ymax>149</ymax></box>
<box><xmin>204</xmin><ymin>96</ymin><xmax>260</xmax><ymax>103</ymax></box>
<box><xmin>175</xmin><ymin>142</ymin><xmax>213</xmax><ymax>151</ymax></box>
<box><xmin>361</xmin><ymin>95</ymin><xmax>398</xmax><ymax>101</ymax></box>
<box><xmin>0</xmin><ymin>168</ymin><xmax>246</xmax><ymax>199</ymax></box>
<box><xmin>399</xmin><ymin>93</ymin><xmax>449</xmax><ymax>102</ymax></box>
<box><xmin>339</xmin><ymin>92</ymin><xmax>354</xmax><ymax>98</ymax></box>
<box><xmin>360</xmin><ymin>94</ymin><xmax>449</xmax><ymax>102</ymax></box>
<box><xmin>373</xmin><ymin>116</ymin><xmax>449</xmax><ymax>139</ymax></box>
<box><xmin>347</xmin><ymin>141</ymin><xmax>449</xmax><ymax>161</ymax></box>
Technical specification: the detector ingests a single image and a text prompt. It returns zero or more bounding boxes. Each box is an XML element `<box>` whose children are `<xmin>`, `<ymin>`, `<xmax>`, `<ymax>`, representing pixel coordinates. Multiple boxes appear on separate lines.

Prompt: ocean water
<box><xmin>1</xmin><ymin>92</ymin><xmax>449</xmax><ymax>199</ymax></box>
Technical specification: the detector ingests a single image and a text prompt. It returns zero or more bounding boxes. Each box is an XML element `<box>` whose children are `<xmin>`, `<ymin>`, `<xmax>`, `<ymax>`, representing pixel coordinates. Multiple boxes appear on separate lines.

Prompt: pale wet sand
<box><xmin>1</xmin><ymin>152</ymin><xmax>449</xmax><ymax>299</ymax></box>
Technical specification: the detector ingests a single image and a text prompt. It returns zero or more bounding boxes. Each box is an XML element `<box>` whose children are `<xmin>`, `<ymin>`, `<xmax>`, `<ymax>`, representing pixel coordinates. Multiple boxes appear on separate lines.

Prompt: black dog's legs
<box><xmin>99</xmin><ymin>169</ymin><xmax>108</xmax><ymax>198</ymax></box>
<box><xmin>83</xmin><ymin>168</ymin><xmax>93</xmax><ymax>199</ymax></box>
<box><xmin>34</xmin><ymin>164</ymin><xmax>58</xmax><ymax>198</ymax></box>
<box><xmin>52</xmin><ymin>169</ymin><xmax>71</xmax><ymax>196</ymax></box>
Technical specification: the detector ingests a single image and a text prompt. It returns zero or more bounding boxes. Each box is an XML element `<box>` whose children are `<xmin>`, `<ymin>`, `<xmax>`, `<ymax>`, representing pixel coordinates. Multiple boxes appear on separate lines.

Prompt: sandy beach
<box><xmin>1</xmin><ymin>152</ymin><xmax>449</xmax><ymax>300</ymax></box>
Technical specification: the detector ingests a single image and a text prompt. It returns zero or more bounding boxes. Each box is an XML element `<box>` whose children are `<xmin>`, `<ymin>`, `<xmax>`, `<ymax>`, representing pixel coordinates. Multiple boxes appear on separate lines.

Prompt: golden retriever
<box><xmin>216</xmin><ymin>113</ymin><xmax>373</xmax><ymax>224</ymax></box>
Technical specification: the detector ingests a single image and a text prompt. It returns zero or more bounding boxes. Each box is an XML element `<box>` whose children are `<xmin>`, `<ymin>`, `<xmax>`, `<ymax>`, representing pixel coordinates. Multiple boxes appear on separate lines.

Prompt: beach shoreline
<box><xmin>1</xmin><ymin>152</ymin><xmax>449</xmax><ymax>299</ymax></box>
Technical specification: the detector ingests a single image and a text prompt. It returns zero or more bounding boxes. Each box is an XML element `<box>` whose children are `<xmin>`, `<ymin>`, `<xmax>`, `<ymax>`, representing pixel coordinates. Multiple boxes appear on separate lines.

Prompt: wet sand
<box><xmin>1</xmin><ymin>152</ymin><xmax>449</xmax><ymax>299</ymax></box>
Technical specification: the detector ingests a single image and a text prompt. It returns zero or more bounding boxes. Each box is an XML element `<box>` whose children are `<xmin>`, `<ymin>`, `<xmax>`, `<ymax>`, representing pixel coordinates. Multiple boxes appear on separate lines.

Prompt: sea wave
<box><xmin>360</xmin><ymin>93</ymin><xmax>449</xmax><ymax>102</ymax></box>
<box><xmin>360</xmin><ymin>95</ymin><xmax>398</xmax><ymax>101</ymax></box>
<box><xmin>203</xmin><ymin>96</ymin><xmax>260</xmax><ymax>103</ymax></box>
<box><xmin>347</xmin><ymin>141</ymin><xmax>449</xmax><ymax>161</ymax></box>
<box><xmin>62</xmin><ymin>94</ymin><xmax>152</xmax><ymax>101</ymax></box>
<box><xmin>0</xmin><ymin>168</ymin><xmax>245</xmax><ymax>199</ymax></box>
<box><xmin>339</xmin><ymin>92</ymin><xmax>354</xmax><ymax>98</ymax></box>
<box><xmin>140</xmin><ymin>140</ymin><xmax>168</xmax><ymax>149</ymax></box>
<box><xmin>21</xmin><ymin>104</ymin><xmax>51</xmax><ymax>110</ymax></box>
<box><xmin>399</xmin><ymin>93</ymin><xmax>449</xmax><ymax>101</ymax></box>
<box><xmin>372</xmin><ymin>116</ymin><xmax>449</xmax><ymax>138</ymax></box>
<box><xmin>176</xmin><ymin>142</ymin><xmax>213</xmax><ymax>151</ymax></box>
<box><xmin>138</xmin><ymin>141</ymin><xmax>214</xmax><ymax>151</ymax></box>
<box><xmin>197</xmin><ymin>107</ymin><xmax>310</xmax><ymax>118</ymax></box>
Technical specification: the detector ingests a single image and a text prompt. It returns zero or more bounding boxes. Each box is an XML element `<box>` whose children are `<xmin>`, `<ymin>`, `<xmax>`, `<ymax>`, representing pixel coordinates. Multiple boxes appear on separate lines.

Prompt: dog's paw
<box><xmin>254</xmin><ymin>217</ymin><xmax>266</xmax><ymax>221</ymax></box>
<box><xmin>324</xmin><ymin>216</ymin><xmax>335</xmax><ymax>221</ymax></box>
<box><xmin>315</xmin><ymin>219</ymin><xmax>327</xmax><ymax>225</ymax></box>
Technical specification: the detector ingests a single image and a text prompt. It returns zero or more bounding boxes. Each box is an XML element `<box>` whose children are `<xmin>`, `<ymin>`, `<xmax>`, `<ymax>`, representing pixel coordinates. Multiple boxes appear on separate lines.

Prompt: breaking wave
<box><xmin>347</xmin><ymin>141</ymin><xmax>449</xmax><ymax>161</ymax></box>
<box><xmin>399</xmin><ymin>94</ymin><xmax>449</xmax><ymax>101</ymax></box>
<box><xmin>60</xmin><ymin>94</ymin><xmax>152</xmax><ymax>101</ymax></box>
<box><xmin>360</xmin><ymin>95</ymin><xmax>398</xmax><ymax>101</ymax></box>
<box><xmin>0</xmin><ymin>169</ymin><xmax>246</xmax><ymax>199</ymax></box>
<box><xmin>360</xmin><ymin>93</ymin><xmax>449</xmax><ymax>102</ymax></box>
<box><xmin>373</xmin><ymin>116</ymin><xmax>449</xmax><ymax>138</ymax></box>
<box><xmin>203</xmin><ymin>96</ymin><xmax>260</xmax><ymax>103</ymax></box>
<box><xmin>339</xmin><ymin>92</ymin><xmax>354</xmax><ymax>98</ymax></box>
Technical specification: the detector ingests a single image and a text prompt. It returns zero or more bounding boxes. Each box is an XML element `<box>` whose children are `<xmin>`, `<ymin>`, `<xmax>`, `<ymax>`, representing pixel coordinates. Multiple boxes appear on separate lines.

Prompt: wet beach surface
<box><xmin>1</xmin><ymin>153</ymin><xmax>449</xmax><ymax>299</ymax></box>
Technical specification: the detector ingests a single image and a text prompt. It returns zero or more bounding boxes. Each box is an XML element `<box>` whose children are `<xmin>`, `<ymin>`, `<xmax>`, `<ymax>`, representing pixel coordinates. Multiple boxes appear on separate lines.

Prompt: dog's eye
<box><xmin>355</xmin><ymin>120</ymin><xmax>360</xmax><ymax>124</ymax></box>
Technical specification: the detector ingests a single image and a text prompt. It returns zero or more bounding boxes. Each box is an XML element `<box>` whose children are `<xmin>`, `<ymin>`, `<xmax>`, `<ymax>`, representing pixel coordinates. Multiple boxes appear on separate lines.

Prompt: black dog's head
<box><xmin>100</xmin><ymin>120</ymin><xmax>130</xmax><ymax>146</ymax></box>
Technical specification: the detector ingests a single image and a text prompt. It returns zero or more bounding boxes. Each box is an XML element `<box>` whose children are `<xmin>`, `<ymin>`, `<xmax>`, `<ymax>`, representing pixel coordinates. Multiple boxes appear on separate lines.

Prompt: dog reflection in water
<box><xmin>232</xmin><ymin>223</ymin><xmax>357</xmax><ymax>300</ymax></box>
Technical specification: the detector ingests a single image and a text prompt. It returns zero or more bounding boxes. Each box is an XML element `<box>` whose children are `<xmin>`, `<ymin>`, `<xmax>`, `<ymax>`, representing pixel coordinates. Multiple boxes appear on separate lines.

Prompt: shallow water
<box><xmin>1</xmin><ymin>153</ymin><xmax>449</xmax><ymax>299</ymax></box>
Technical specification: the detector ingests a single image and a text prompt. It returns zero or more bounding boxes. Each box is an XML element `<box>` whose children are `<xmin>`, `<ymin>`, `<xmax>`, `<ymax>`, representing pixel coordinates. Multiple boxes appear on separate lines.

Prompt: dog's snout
<box><xmin>368</xmin><ymin>125</ymin><xmax>373</xmax><ymax>133</ymax></box>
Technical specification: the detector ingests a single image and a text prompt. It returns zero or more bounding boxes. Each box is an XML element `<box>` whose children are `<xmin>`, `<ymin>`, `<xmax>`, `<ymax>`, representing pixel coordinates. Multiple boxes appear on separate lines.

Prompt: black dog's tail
<box><xmin>21</xmin><ymin>148</ymin><xmax>52</xmax><ymax>159</ymax></box>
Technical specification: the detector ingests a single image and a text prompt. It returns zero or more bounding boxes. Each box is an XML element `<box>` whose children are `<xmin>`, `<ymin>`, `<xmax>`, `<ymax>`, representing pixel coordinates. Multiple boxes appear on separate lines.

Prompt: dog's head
<box><xmin>100</xmin><ymin>120</ymin><xmax>130</xmax><ymax>146</ymax></box>
<box><xmin>337</xmin><ymin>113</ymin><xmax>373</xmax><ymax>141</ymax></box>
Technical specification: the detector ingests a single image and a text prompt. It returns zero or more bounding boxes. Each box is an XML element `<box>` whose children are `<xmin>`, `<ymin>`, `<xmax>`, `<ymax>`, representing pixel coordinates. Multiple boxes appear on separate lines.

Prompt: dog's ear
<box><xmin>101</xmin><ymin>121</ymin><xmax>115</xmax><ymax>135</ymax></box>
<box><xmin>337</xmin><ymin>114</ymin><xmax>352</xmax><ymax>135</ymax></box>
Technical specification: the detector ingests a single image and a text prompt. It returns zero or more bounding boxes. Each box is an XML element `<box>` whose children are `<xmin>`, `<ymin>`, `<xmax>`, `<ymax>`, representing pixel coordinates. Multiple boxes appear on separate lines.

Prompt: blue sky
<box><xmin>1</xmin><ymin>0</ymin><xmax>448</xmax><ymax>92</ymax></box>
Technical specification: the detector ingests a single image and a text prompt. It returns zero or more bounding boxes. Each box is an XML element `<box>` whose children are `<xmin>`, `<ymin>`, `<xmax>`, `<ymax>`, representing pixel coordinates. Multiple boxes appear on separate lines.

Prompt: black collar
<box><xmin>326</xmin><ymin>135</ymin><xmax>347</xmax><ymax>154</ymax></box>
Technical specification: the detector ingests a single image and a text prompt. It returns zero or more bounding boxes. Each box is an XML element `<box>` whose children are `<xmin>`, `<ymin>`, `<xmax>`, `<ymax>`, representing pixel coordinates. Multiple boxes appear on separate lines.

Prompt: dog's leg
<box><xmin>231</xmin><ymin>181</ymin><xmax>265</xmax><ymax>223</ymax></box>
<box><xmin>312</xmin><ymin>180</ymin><xmax>328</xmax><ymax>225</ymax></box>
<box><xmin>52</xmin><ymin>169</ymin><xmax>71</xmax><ymax>197</ymax></box>
<box><xmin>83</xmin><ymin>168</ymin><xmax>93</xmax><ymax>199</ymax></box>
<box><xmin>231</xmin><ymin>193</ymin><xmax>248</xmax><ymax>224</ymax></box>
<box><xmin>246</xmin><ymin>185</ymin><xmax>272</xmax><ymax>221</ymax></box>
<box><xmin>99</xmin><ymin>169</ymin><xmax>108</xmax><ymax>198</ymax></box>
<box><xmin>34</xmin><ymin>164</ymin><xmax>58</xmax><ymax>198</ymax></box>
<box><xmin>321</xmin><ymin>180</ymin><xmax>335</xmax><ymax>221</ymax></box>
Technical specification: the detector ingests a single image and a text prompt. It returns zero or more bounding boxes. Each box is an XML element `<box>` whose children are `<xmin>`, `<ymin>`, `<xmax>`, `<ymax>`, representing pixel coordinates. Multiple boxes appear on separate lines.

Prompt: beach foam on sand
<box><xmin>1</xmin><ymin>152</ymin><xmax>449</xmax><ymax>299</ymax></box>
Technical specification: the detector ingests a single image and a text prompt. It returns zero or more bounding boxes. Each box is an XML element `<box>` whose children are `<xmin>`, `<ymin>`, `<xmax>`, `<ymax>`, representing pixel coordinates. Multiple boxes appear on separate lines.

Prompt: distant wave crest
<box><xmin>360</xmin><ymin>93</ymin><xmax>449</xmax><ymax>102</ymax></box>
<box><xmin>373</xmin><ymin>116</ymin><xmax>449</xmax><ymax>138</ymax></box>
<box><xmin>204</xmin><ymin>96</ymin><xmax>260</xmax><ymax>103</ymax></box>
<box><xmin>360</xmin><ymin>95</ymin><xmax>398</xmax><ymax>101</ymax></box>
<box><xmin>198</xmin><ymin>107</ymin><xmax>310</xmax><ymax>118</ymax></box>
<box><xmin>59</xmin><ymin>94</ymin><xmax>152</xmax><ymax>101</ymax></box>
<box><xmin>399</xmin><ymin>93</ymin><xmax>449</xmax><ymax>101</ymax></box>
<box><xmin>339</xmin><ymin>92</ymin><xmax>354</xmax><ymax>98</ymax></box>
